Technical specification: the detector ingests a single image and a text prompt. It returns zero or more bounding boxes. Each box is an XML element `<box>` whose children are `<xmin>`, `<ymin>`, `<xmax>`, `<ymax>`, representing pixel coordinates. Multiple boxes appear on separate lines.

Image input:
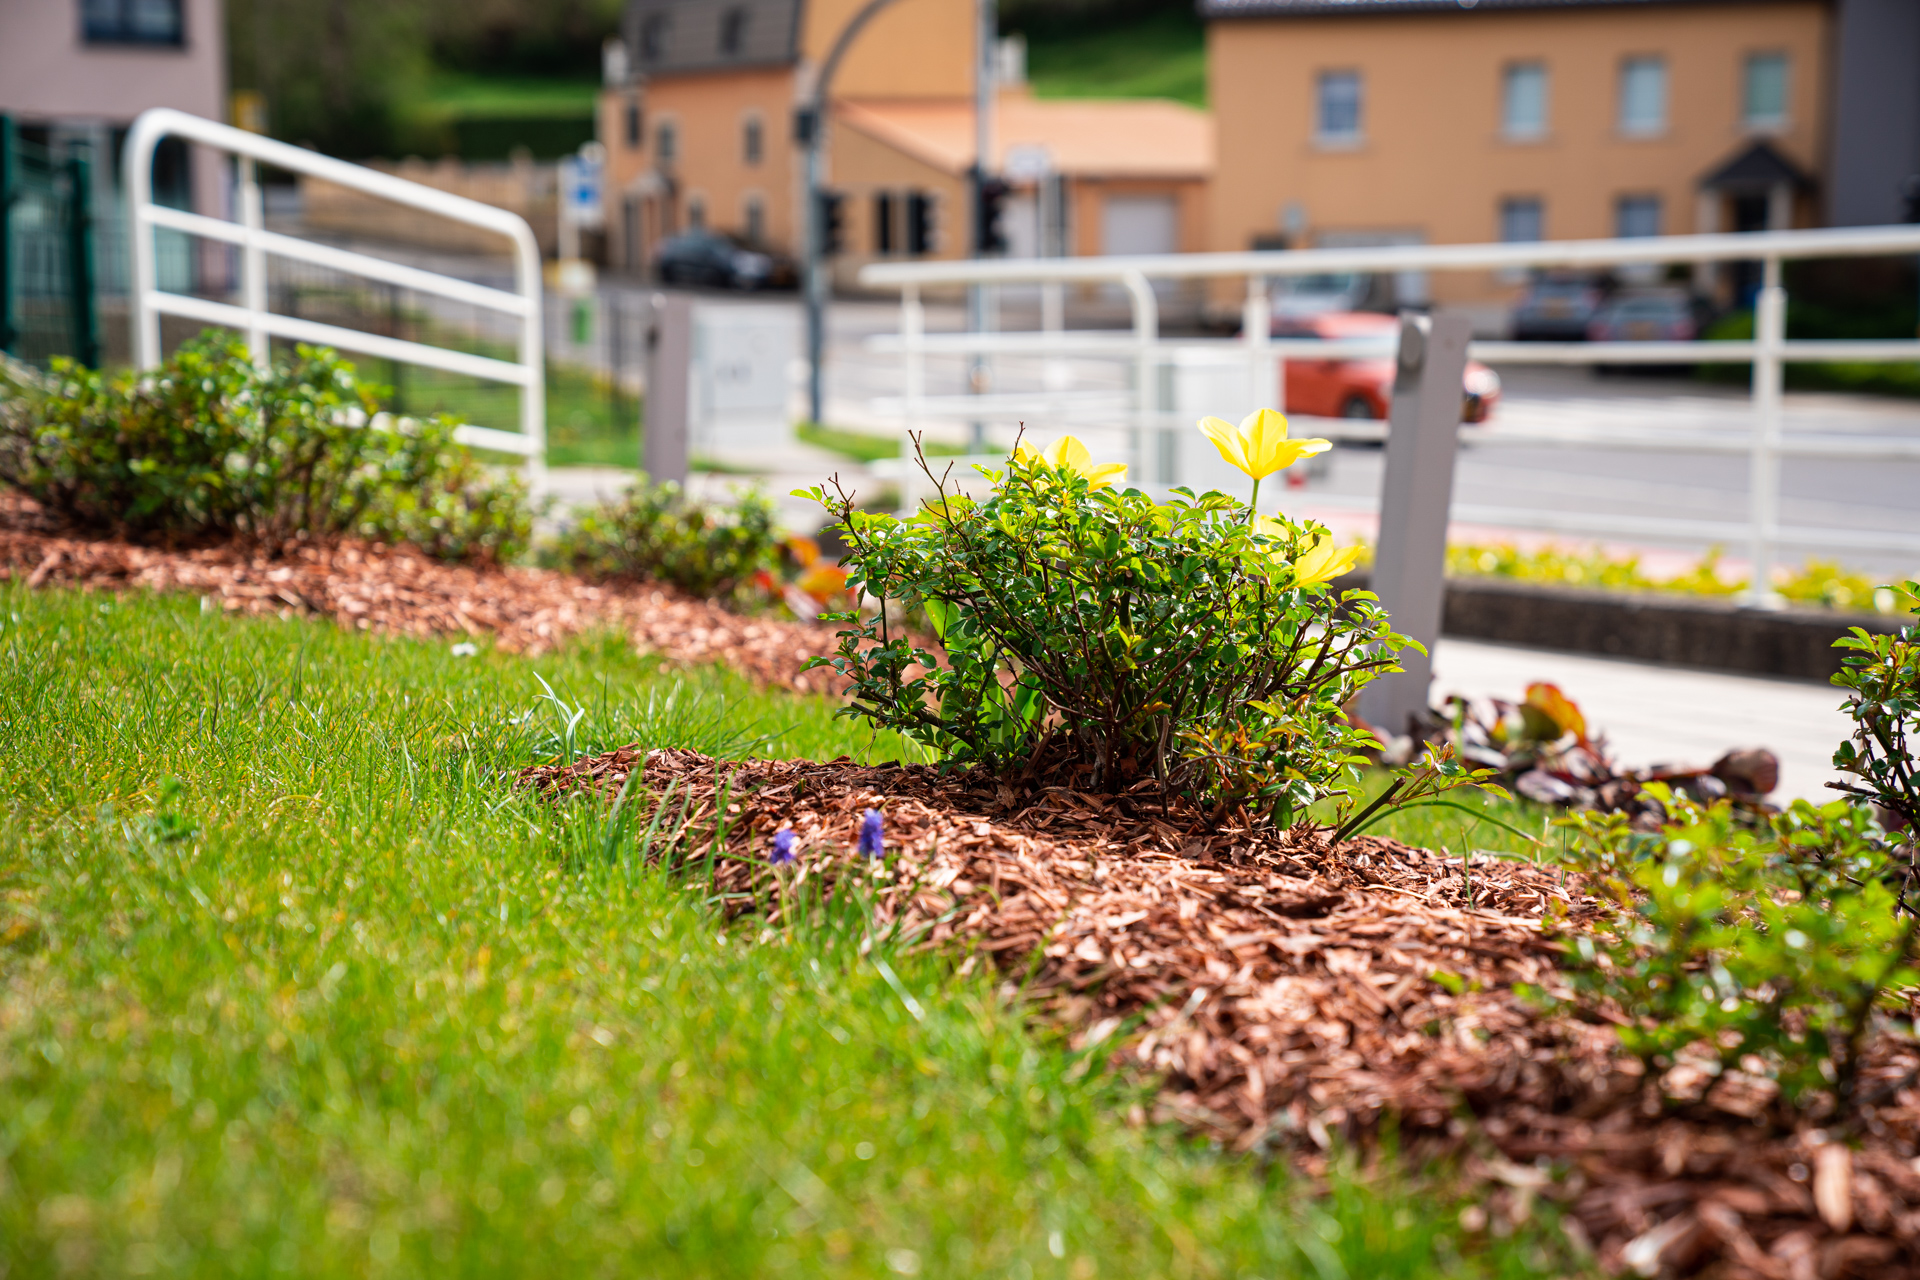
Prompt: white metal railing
<box><xmin>124</xmin><ymin>108</ymin><xmax>545</xmax><ymax>466</ymax></box>
<box><xmin>858</xmin><ymin>226</ymin><xmax>1920</xmax><ymax>601</ymax></box>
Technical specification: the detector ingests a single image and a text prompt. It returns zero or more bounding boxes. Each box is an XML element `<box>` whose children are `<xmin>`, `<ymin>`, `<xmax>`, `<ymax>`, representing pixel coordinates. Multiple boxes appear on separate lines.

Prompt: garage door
<box><xmin>1100</xmin><ymin>195</ymin><xmax>1178</xmax><ymax>256</ymax></box>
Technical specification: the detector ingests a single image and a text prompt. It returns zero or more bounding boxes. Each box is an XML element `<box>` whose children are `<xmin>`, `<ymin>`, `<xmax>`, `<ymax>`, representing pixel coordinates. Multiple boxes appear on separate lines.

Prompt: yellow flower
<box><xmin>1198</xmin><ymin>408</ymin><xmax>1331</xmax><ymax>481</ymax></box>
<box><xmin>1012</xmin><ymin>435</ymin><xmax>1127</xmax><ymax>489</ymax></box>
<box><xmin>1289</xmin><ymin>532</ymin><xmax>1363</xmax><ymax>589</ymax></box>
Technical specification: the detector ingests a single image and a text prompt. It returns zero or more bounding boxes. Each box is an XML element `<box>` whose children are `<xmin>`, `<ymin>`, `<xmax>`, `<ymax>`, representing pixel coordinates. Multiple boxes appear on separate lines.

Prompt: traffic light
<box><xmin>814</xmin><ymin>189</ymin><xmax>847</xmax><ymax>257</ymax></box>
<box><xmin>973</xmin><ymin>171</ymin><xmax>1009</xmax><ymax>255</ymax></box>
<box><xmin>906</xmin><ymin>191</ymin><xmax>935</xmax><ymax>256</ymax></box>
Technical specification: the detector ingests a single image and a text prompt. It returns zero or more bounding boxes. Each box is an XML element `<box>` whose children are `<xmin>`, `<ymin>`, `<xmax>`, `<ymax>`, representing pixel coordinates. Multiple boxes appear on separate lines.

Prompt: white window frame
<box><xmin>1314</xmin><ymin>70</ymin><xmax>1364</xmax><ymax>148</ymax></box>
<box><xmin>1501</xmin><ymin>62</ymin><xmax>1549</xmax><ymax>141</ymax></box>
<box><xmin>1618</xmin><ymin>56</ymin><xmax>1669</xmax><ymax>138</ymax></box>
<box><xmin>1742</xmin><ymin>51</ymin><xmax>1789</xmax><ymax>132</ymax></box>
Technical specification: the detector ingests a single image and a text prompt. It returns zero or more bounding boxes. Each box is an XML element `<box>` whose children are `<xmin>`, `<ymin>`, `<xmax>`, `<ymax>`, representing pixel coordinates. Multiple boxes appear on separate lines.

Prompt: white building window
<box><xmin>1743</xmin><ymin>52</ymin><xmax>1788</xmax><ymax>130</ymax></box>
<box><xmin>1615</xmin><ymin>194</ymin><xmax>1662</xmax><ymax>238</ymax></box>
<box><xmin>1618</xmin><ymin>57</ymin><xmax>1668</xmax><ymax>136</ymax></box>
<box><xmin>1502</xmin><ymin>63</ymin><xmax>1547</xmax><ymax>140</ymax></box>
<box><xmin>1315</xmin><ymin>71</ymin><xmax>1363</xmax><ymax>145</ymax></box>
<box><xmin>1500</xmin><ymin>197</ymin><xmax>1544</xmax><ymax>243</ymax></box>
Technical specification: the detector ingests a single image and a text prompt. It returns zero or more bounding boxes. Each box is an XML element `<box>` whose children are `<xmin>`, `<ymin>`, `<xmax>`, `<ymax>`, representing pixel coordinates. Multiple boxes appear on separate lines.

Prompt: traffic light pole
<box><xmin>800</xmin><ymin>0</ymin><xmax>903</xmax><ymax>427</ymax></box>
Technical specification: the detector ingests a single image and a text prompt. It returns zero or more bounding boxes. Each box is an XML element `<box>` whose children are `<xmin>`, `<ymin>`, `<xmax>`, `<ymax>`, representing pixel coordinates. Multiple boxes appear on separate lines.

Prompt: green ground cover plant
<box><xmin>1441</xmin><ymin>541</ymin><xmax>1918</xmax><ymax>615</ymax></box>
<box><xmin>547</xmin><ymin>479</ymin><xmax>784</xmax><ymax>604</ymax></box>
<box><xmin>0</xmin><ymin>337</ymin><xmax>530</xmax><ymax>563</ymax></box>
<box><xmin>0</xmin><ymin>584</ymin><xmax>1564</xmax><ymax>1278</ymax></box>
<box><xmin>1553</xmin><ymin>587</ymin><xmax>1920</xmax><ymax>1118</ymax></box>
<box><xmin>803</xmin><ymin>425</ymin><xmax>1431</xmax><ymax>825</ymax></box>
<box><xmin>1831</xmin><ymin>582</ymin><xmax>1920</xmax><ymax>835</ymax></box>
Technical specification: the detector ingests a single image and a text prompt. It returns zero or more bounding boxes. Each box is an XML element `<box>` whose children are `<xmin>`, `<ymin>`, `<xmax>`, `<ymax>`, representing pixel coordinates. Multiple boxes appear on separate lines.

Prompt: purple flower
<box><xmin>770</xmin><ymin>828</ymin><xmax>797</xmax><ymax>864</ymax></box>
<box><xmin>858</xmin><ymin>808</ymin><xmax>884</xmax><ymax>858</ymax></box>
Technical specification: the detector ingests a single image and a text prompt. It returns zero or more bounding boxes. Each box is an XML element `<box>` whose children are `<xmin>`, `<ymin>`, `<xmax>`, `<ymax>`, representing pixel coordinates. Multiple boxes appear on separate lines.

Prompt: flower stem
<box><xmin>1249</xmin><ymin>476</ymin><xmax>1261</xmax><ymax>522</ymax></box>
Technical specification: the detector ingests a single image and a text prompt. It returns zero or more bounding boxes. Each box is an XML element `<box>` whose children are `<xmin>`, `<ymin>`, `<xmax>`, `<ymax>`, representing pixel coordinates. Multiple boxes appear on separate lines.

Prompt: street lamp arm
<box><xmin>801</xmin><ymin>0</ymin><xmax>907</xmax><ymax>425</ymax></box>
<box><xmin>809</xmin><ymin>0</ymin><xmax>907</xmax><ymax>110</ymax></box>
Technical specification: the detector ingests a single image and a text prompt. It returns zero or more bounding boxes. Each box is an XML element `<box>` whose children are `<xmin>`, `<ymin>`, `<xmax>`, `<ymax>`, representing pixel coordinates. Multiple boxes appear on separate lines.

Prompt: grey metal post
<box><xmin>1355</xmin><ymin>312</ymin><xmax>1472</xmax><ymax>737</ymax></box>
<box><xmin>643</xmin><ymin>291</ymin><xmax>691</xmax><ymax>485</ymax></box>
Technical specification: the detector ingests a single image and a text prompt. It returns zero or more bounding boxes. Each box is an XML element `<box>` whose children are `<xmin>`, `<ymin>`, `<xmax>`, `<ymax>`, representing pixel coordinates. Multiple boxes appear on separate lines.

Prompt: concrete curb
<box><xmin>1334</xmin><ymin>573</ymin><xmax>1904</xmax><ymax>683</ymax></box>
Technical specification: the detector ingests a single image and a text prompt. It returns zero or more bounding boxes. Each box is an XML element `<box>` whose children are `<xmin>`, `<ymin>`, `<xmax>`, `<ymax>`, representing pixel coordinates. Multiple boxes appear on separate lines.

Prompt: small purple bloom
<box><xmin>858</xmin><ymin>808</ymin><xmax>884</xmax><ymax>858</ymax></box>
<box><xmin>770</xmin><ymin>828</ymin><xmax>797</xmax><ymax>864</ymax></box>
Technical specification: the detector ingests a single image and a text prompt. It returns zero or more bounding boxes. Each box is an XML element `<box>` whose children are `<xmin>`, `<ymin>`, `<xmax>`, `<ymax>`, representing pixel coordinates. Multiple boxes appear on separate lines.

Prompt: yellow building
<box><xmin>598</xmin><ymin>0</ymin><xmax>1212</xmax><ymax>281</ymax></box>
<box><xmin>1202</xmin><ymin>0</ymin><xmax>1918</xmax><ymax>319</ymax></box>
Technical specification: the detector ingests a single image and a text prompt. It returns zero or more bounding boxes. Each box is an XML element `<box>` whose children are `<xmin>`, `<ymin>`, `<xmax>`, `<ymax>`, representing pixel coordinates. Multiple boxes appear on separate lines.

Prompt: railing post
<box><xmin>643</xmin><ymin>290</ymin><xmax>691</xmax><ymax>485</ymax></box>
<box><xmin>900</xmin><ymin>282</ymin><xmax>924</xmax><ymax>514</ymax></box>
<box><xmin>1355</xmin><ymin>312</ymin><xmax>1472</xmax><ymax>738</ymax></box>
<box><xmin>236</xmin><ymin>156</ymin><xmax>268</xmax><ymax>366</ymax></box>
<box><xmin>1746</xmin><ymin>256</ymin><xmax>1786</xmax><ymax>606</ymax></box>
<box><xmin>1120</xmin><ymin>269</ymin><xmax>1158</xmax><ymax>483</ymax></box>
<box><xmin>1243</xmin><ymin>273</ymin><xmax>1274</xmax><ymax>413</ymax></box>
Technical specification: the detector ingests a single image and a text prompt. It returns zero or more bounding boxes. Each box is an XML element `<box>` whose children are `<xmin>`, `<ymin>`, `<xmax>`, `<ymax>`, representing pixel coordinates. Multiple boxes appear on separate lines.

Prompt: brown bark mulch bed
<box><xmin>519</xmin><ymin>746</ymin><xmax>1920</xmax><ymax>1280</ymax></box>
<box><xmin>0</xmin><ymin>503</ymin><xmax>846</xmax><ymax>695</ymax></box>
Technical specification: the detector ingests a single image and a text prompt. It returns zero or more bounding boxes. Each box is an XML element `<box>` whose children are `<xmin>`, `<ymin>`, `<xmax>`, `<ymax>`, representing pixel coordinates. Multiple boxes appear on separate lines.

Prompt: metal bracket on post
<box><xmin>643</xmin><ymin>291</ymin><xmax>691</xmax><ymax>485</ymax></box>
<box><xmin>1355</xmin><ymin>311</ymin><xmax>1472</xmax><ymax>739</ymax></box>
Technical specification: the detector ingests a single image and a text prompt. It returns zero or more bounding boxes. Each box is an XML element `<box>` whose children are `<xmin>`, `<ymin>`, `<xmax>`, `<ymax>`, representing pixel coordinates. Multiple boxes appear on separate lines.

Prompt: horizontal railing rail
<box><xmin>124</xmin><ymin>108</ymin><xmax>545</xmax><ymax>466</ymax></box>
<box><xmin>856</xmin><ymin>225</ymin><xmax>1920</xmax><ymax>602</ymax></box>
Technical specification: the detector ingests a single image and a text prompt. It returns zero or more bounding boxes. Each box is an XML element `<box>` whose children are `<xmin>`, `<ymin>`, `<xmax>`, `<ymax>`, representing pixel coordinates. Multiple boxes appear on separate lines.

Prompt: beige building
<box><xmin>599</xmin><ymin>0</ymin><xmax>1212</xmax><ymax>281</ymax></box>
<box><xmin>1203</xmin><ymin>0</ymin><xmax>1914</xmax><ymax>318</ymax></box>
<box><xmin>0</xmin><ymin>0</ymin><xmax>228</xmax><ymax>297</ymax></box>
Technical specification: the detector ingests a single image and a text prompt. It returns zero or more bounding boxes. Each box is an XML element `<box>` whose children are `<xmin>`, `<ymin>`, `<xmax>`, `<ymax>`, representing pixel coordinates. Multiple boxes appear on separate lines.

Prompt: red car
<box><xmin>1272</xmin><ymin>311</ymin><xmax>1502</xmax><ymax>424</ymax></box>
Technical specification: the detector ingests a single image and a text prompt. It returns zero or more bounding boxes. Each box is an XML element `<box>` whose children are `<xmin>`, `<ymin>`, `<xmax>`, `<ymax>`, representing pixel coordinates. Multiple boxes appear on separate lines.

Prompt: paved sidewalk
<box><xmin>1431</xmin><ymin>638</ymin><xmax>1854</xmax><ymax>804</ymax></box>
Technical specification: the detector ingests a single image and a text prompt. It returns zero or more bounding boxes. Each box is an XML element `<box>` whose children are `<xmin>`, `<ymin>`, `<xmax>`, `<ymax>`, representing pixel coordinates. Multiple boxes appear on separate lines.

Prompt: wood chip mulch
<box><xmin>0</xmin><ymin>508</ymin><xmax>846</xmax><ymax>694</ymax></box>
<box><xmin>518</xmin><ymin>747</ymin><xmax>1920</xmax><ymax>1279</ymax></box>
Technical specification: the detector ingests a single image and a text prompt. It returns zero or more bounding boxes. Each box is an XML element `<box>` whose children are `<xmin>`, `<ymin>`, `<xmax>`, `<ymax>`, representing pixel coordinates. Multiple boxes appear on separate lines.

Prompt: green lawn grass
<box><xmin>0</xmin><ymin>586</ymin><xmax>1569</xmax><ymax>1277</ymax></box>
<box><xmin>386</xmin><ymin>360</ymin><xmax>640</xmax><ymax>470</ymax></box>
<box><xmin>1023</xmin><ymin>10</ymin><xmax>1208</xmax><ymax>108</ymax></box>
<box><xmin>795</xmin><ymin>423</ymin><xmax>971</xmax><ymax>466</ymax></box>
<box><xmin>418</xmin><ymin>72</ymin><xmax>601</xmax><ymax>122</ymax></box>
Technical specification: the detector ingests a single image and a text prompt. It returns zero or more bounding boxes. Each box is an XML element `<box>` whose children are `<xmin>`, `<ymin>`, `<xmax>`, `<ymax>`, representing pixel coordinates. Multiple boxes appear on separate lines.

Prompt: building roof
<box><xmin>836</xmin><ymin>93</ymin><xmax>1214</xmax><ymax>180</ymax></box>
<box><xmin>1202</xmin><ymin>0</ymin><xmax>1764</xmax><ymax>17</ymax></box>
<box><xmin>623</xmin><ymin>0</ymin><xmax>802</xmax><ymax>76</ymax></box>
<box><xmin>1698</xmin><ymin>140</ymin><xmax>1817</xmax><ymax>192</ymax></box>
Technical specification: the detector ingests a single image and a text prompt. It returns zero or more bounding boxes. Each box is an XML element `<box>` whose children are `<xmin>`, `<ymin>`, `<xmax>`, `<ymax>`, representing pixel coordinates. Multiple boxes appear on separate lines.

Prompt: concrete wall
<box><xmin>1207</xmin><ymin>1</ymin><xmax>1830</xmax><ymax>308</ymax></box>
<box><xmin>1828</xmin><ymin>0</ymin><xmax>1920</xmax><ymax>226</ymax></box>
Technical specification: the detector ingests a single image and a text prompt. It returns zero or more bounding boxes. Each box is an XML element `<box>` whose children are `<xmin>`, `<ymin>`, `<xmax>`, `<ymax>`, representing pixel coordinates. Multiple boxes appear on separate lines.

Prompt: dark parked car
<box><xmin>1510</xmin><ymin>276</ymin><xmax>1604</xmax><ymax>341</ymax></box>
<box><xmin>654</xmin><ymin>231</ymin><xmax>795</xmax><ymax>290</ymax></box>
<box><xmin>1586</xmin><ymin>288</ymin><xmax>1712</xmax><ymax>343</ymax></box>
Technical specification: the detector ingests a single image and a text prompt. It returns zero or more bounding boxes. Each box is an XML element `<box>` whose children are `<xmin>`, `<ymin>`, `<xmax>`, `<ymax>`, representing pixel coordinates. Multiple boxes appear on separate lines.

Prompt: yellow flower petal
<box><xmin>1199</xmin><ymin>409</ymin><xmax>1333</xmax><ymax>481</ymax></box>
<box><xmin>1290</xmin><ymin>533</ymin><xmax>1363</xmax><ymax>588</ymax></box>
<box><xmin>1044</xmin><ymin>436</ymin><xmax>1091</xmax><ymax>471</ymax></box>
<box><xmin>1011</xmin><ymin>434</ymin><xmax>1126</xmax><ymax>489</ymax></box>
<box><xmin>1197</xmin><ymin>415</ymin><xmax>1252</xmax><ymax>477</ymax></box>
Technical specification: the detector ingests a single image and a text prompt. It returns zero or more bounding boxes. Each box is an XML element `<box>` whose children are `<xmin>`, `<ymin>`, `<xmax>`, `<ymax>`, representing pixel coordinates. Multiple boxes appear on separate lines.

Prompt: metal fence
<box><xmin>858</xmin><ymin>225</ymin><xmax>1920</xmax><ymax>601</ymax></box>
<box><xmin>0</xmin><ymin>117</ymin><xmax>100</xmax><ymax>369</ymax></box>
<box><xmin>124</xmin><ymin>109</ymin><xmax>547</xmax><ymax>469</ymax></box>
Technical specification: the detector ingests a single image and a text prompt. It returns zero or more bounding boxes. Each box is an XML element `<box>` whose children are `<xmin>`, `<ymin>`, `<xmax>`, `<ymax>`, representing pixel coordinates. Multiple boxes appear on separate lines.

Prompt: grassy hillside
<box><xmin>1023</xmin><ymin>8</ymin><xmax>1208</xmax><ymax>108</ymax></box>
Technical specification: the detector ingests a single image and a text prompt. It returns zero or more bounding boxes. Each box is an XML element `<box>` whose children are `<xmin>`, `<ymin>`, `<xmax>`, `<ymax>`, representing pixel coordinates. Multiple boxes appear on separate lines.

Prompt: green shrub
<box><xmin>1832</xmin><ymin>580</ymin><xmax>1920</xmax><ymax>835</ymax></box>
<box><xmin>796</xmin><ymin>437</ymin><xmax>1416</xmax><ymax>819</ymax></box>
<box><xmin>0</xmin><ymin>332</ymin><xmax>531</xmax><ymax>562</ymax></box>
<box><xmin>550</xmin><ymin>478</ymin><xmax>782</xmax><ymax>603</ymax></box>
<box><xmin>1560</xmin><ymin>787</ymin><xmax>1918</xmax><ymax>1114</ymax></box>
